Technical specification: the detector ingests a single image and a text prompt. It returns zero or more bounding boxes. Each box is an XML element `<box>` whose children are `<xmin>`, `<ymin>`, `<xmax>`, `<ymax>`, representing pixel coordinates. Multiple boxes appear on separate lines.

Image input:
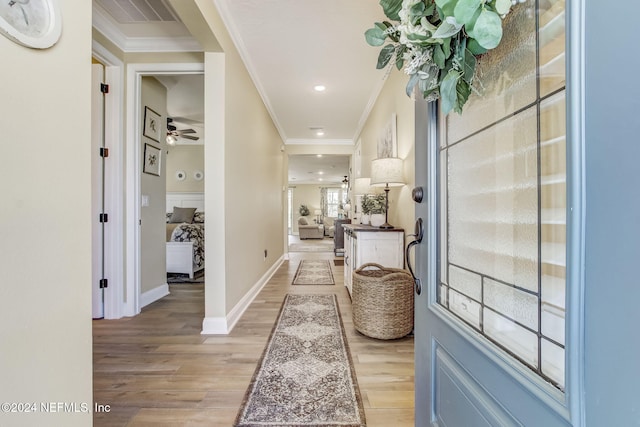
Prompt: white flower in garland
<box><xmin>365</xmin><ymin>0</ymin><xmax>523</xmax><ymax>114</ymax></box>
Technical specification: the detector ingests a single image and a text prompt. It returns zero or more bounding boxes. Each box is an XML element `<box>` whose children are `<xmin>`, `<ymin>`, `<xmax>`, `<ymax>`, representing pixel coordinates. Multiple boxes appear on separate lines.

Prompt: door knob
<box><xmin>412</xmin><ymin>186</ymin><xmax>424</xmax><ymax>203</ymax></box>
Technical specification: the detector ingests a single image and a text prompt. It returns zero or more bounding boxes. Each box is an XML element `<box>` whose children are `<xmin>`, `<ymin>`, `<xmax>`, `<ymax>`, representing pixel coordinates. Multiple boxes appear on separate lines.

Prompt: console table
<box><xmin>343</xmin><ymin>224</ymin><xmax>404</xmax><ymax>296</ymax></box>
<box><xmin>333</xmin><ymin>219</ymin><xmax>351</xmax><ymax>256</ymax></box>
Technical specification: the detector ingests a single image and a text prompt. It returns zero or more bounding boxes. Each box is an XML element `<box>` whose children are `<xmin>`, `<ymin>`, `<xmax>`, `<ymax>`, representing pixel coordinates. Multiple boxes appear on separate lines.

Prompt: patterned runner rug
<box><xmin>292</xmin><ymin>260</ymin><xmax>335</xmax><ymax>285</ymax></box>
<box><xmin>234</xmin><ymin>294</ymin><xmax>366</xmax><ymax>427</ymax></box>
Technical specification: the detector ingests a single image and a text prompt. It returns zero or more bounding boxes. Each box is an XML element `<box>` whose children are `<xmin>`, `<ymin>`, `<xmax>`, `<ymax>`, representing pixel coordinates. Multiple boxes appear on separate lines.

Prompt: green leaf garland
<box><xmin>366</xmin><ymin>0</ymin><xmax>519</xmax><ymax>114</ymax></box>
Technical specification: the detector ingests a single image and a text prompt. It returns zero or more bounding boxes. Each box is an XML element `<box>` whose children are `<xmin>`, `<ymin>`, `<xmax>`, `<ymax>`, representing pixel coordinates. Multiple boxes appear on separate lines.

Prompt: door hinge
<box><xmin>99</xmin><ymin>147</ymin><xmax>109</xmax><ymax>158</ymax></box>
<box><xmin>99</xmin><ymin>279</ymin><xmax>108</xmax><ymax>289</ymax></box>
<box><xmin>99</xmin><ymin>213</ymin><xmax>109</xmax><ymax>223</ymax></box>
<box><xmin>100</xmin><ymin>83</ymin><xmax>109</xmax><ymax>94</ymax></box>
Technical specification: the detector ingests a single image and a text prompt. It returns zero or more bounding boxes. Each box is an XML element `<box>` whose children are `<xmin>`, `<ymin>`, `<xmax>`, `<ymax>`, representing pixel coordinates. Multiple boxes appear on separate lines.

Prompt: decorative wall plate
<box><xmin>0</xmin><ymin>0</ymin><xmax>62</xmax><ymax>49</ymax></box>
<box><xmin>193</xmin><ymin>170</ymin><xmax>203</xmax><ymax>181</ymax></box>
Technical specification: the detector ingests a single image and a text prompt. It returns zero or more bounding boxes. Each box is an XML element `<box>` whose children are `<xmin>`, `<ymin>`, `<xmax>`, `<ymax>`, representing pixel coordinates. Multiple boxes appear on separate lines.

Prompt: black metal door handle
<box><xmin>406</xmin><ymin>218</ymin><xmax>424</xmax><ymax>295</ymax></box>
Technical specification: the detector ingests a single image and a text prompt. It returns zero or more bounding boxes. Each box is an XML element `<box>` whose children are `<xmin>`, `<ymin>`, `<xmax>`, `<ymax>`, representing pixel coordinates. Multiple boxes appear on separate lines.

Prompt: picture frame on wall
<box><xmin>377</xmin><ymin>113</ymin><xmax>397</xmax><ymax>158</ymax></box>
<box><xmin>143</xmin><ymin>143</ymin><xmax>161</xmax><ymax>176</ymax></box>
<box><xmin>143</xmin><ymin>106</ymin><xmax>162</xmax><ymax>142</ymax></box>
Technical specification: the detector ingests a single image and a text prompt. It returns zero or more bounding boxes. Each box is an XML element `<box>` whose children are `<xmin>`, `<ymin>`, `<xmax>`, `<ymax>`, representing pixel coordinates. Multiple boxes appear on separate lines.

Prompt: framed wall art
<box><xmin>143</xmin><ymin>106</ymin><xmax>162</xmax><ymax>142</ymax></box>
<box><xmin>143</xmin><ymin>143</ymin><xmax>161</xmax><ymax>176</ymax></box>
<box><xmin>377</xmin><ymin>113</ymin><xmax>397</xmax><ymax>158</ymax></box>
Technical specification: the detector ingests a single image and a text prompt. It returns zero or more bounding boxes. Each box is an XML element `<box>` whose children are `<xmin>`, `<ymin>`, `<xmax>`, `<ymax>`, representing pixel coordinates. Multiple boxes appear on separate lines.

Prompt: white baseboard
<box><xmin>140</xmin><ymin>283</ymin><xmax>170</xmax><ymax>308</ymax></box>
<box><xmin>201</xmin><ymin>317</ymin><xmax>229</xmax><ymax>334</ymax></box>
<box><xmin>201</xmin><ymin>255</ymin><xmax>285</xmax><ymax>335</ymax></box>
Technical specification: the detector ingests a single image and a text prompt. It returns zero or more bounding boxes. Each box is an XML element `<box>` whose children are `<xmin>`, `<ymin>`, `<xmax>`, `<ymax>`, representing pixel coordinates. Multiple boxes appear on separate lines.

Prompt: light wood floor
<box><xmin>93</xmin><ymin>251</ymin><xmax>415</xmax><ymax>426</ymax></box>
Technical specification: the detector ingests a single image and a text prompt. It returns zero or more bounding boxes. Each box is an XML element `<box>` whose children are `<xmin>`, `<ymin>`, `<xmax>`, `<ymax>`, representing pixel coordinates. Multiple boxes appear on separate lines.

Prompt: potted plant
<box><xmin>360</xmin><ymin>194</ymin><xmax>385</xmax><ymax>224</ymax></box>
<box><xmin>298</xmin><ymin>204</ymin><xmax>310</xmax><ymax>216</ymax></box>
<box><xmin>368</xmin><ymin>194</ymin><xmax>386</xmax><ymax>227</ymax></box>
<box><xmin>360</xmin><ymin>195</ymin><xmax>371</xmax><ymax>225</ymax></box>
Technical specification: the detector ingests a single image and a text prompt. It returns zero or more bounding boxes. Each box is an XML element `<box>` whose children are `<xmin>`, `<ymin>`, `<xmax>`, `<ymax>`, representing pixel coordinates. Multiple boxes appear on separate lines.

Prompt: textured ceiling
<box><xmin>214</xmin><ymin>0</ymin><xmax>387</xmax><ymax>144</ymax></box>
<box><xmin>93</xmin><ymin>0</ymin><xmax>380</xmax><ymax>179</ymax></box>
<box><xmin>288</xmin><ymin>155</ymin><xmax>350</xmax><ymax>186</ymax></box>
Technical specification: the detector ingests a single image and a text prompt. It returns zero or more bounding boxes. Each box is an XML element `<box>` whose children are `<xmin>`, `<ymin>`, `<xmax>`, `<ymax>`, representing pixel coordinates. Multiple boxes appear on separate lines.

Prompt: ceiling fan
<box><xmin>166</xmin><ymin>117</ymin><xmax>199</xmax><ymax>144</ymax></box>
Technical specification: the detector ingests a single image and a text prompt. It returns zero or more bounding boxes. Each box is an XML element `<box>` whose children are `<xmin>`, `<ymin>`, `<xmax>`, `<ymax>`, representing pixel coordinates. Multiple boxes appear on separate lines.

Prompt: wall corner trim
<box><xmin>201</xmin><ymin>255</ymin><xmax>285</xmax><ymax>335</ymax></box>
<box><xmin>201</xmin><ymin>316</ymin><xmax>229</xmax><ymax>335</ymax></box>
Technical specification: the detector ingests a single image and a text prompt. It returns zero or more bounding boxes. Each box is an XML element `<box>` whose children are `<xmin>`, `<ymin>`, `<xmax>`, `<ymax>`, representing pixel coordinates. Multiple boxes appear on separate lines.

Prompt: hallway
<box><xmin>93</xmin><ymin>252</ymin><xmax>414</xmax><ymax>426</ymax></box>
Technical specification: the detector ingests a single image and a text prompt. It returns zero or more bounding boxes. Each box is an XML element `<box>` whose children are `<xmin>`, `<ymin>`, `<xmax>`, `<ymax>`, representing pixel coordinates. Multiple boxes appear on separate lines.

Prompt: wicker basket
<box><xmin>352</xmin><ymin>263</ymin><xmax>414</xmax><ymax>340</ymax></box>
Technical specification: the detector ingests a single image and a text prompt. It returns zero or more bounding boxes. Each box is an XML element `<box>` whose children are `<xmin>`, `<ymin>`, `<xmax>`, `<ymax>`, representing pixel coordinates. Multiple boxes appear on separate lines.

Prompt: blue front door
<box><xmin>413</xmin><ymin>0</ymin><xmax>577</xmax><ymax>424</ymax></box>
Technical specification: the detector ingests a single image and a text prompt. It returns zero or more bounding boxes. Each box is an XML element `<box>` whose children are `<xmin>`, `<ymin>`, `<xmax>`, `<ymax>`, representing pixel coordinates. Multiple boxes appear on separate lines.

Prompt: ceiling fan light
<box><xmin>166</xmin><ymin>134</ymin><xmax>178</xmax><ymax>145</ymax></box>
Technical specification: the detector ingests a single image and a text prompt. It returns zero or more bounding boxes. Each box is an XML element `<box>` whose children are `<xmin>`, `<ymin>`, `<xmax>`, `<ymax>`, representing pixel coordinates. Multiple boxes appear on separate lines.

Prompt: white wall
<box><xmin>0</xmin><ymin>0</ymin><xmax>93</xmax><ymax>425</ymax></box>
<box><xmin>140</xmin><ymin>77</ymin><xmax>168</xmax><ymax>295</ymax></box>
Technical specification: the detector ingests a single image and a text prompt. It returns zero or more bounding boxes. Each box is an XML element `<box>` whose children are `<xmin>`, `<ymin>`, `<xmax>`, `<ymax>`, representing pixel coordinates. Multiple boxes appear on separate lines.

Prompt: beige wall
<box><xmin>140</xmin><ymin>77</ymin><xmax>168</xmax><ymax>294</ymax></box>
<box><xmin>166</xmin><ymin>145</ymin><xmax>205</xmax><ymax>193</ymax></box>
<box><xmin>291</xmin><ymin>185</ymin><xmax>323</xmax><ymax>233</ymax></box>
<box><xmin>193</xmin><ymin>3</ymin><xmax>284</xmax><ymax>321</ymax></box>
<box><xmin>355</xmin><ymin>69</ymin><xmax>416</xmax><ymax>239</ymax></box>
<box><xmin>289</xmin><ymin>184</ymin><xmax>346</xmax><ymax>233</ymax></box>
<box><xmin>0</xmin><ymin>0</ymin><xmax>93</xmax><ymax>425</ymax></box>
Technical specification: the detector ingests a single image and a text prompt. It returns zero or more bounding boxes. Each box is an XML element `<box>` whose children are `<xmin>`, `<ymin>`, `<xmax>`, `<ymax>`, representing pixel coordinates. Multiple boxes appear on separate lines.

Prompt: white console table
<box><xmin>343</xmin><ymin>224</ymin><xmax>405</xmax><ymax>296</ymax></box>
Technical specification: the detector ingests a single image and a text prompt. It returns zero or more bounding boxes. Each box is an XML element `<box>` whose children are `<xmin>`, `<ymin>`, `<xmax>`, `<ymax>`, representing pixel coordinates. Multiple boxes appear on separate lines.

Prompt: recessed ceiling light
<box><xmin>316</xmin><ymin>130</ymin><xmax>325</xmax><ymax>136</ymax></box>
<box><xmin>313</xmin><ymin>85</ymin><xmax>326</xmax><ymax>92</ymax></box>
<box><xmin>318</xmin><ymin>171</ymin><xmax>324</xmax><ymax>175</ymax></box>
<box><xmin>316</xmin><ymin>154</ymin><xmax>323</xmax><ymax>158</ymax></box>
<box><xmin>319</xmin><ymin>178</ymin><xmax>323</xmax><ymax>181</ymax></box>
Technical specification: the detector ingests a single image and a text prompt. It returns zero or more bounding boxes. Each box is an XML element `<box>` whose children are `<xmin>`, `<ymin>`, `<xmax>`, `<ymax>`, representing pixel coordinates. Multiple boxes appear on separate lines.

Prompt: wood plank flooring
<box><xmin>93</xmin><ymin>252</ymin><xmax>414</xmax><ymax>426</ymax></box>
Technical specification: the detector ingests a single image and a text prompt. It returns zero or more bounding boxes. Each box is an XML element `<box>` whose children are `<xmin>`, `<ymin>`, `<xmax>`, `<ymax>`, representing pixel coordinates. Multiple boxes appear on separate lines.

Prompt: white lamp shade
<box><xmin>353</xmin><ymin>177</ymin><xmax>372</xmax><ymax>195</ymax></box>
<box><xmin>371</xmin><ymin>157</ymin><xmax>405</xmax><ymax>187</ymax></box>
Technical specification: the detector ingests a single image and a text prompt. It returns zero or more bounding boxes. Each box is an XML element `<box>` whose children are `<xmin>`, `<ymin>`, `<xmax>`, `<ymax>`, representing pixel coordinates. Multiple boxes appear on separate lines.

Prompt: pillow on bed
<box><xmin>169</xmin><ymin>207</ymin><xmax>197</xmax><ymax>223</ymax></box>
<box><xmin>193</xmin><ymin>212</ymin><xmax>205</xmax><ymax>223</ymax></box>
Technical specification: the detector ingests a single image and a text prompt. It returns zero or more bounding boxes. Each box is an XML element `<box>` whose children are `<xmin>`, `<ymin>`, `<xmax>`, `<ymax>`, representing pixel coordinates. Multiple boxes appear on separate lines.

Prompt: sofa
<box><xmin>298</xmin><ymin>217</ymin><xmax>324</xmax><ymax>239</ymax></box>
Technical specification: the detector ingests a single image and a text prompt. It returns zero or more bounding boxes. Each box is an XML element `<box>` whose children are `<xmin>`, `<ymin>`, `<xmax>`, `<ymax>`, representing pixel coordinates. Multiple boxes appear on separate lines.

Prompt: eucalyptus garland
<box><xmin>366</xmin><ymin>0</ymin><xmax>523</xmax><ymax>114</ymax></box>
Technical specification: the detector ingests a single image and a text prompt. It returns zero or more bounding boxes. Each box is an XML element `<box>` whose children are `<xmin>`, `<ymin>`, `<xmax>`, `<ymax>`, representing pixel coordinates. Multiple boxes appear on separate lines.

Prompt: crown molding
<box><xmin>92</xmin><ymin>5</ymin><xmax>202</xmax><ymax>53</ymax></box>
<box><xmin>352</xmin><ymin>72</ymin><xmax>389</xmax><ymax>142</ymax></box>
<box><xmin>213</xmin><ymin>0</ymin><xmax>288</xmax><ymax>144</ymax></box>
<box><xmin>286</xmin><ymin>138</ymin><xmax>354</xmax><ymax>146</ymax></box>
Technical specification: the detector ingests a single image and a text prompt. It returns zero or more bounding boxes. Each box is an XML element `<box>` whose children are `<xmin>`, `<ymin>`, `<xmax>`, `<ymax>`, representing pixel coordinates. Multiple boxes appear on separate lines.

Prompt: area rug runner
<box><xmin>292</xmin><ymin>260</ymin><xmax>335</xmax><ymax>285</ymax></box>
<box><xmin>234</xmin><ymin>294</ymin><xmax>366</xmax><ymax>427</ymax></box>
<box><xmin>289</xmin><ymin>238</ymin><xmax>334</xmax><ymax>252</ymax></box>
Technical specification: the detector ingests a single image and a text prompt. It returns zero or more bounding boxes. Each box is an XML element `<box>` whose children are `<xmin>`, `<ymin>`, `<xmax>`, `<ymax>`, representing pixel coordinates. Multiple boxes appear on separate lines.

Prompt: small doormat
<box><xmin>234</xmin><ymin>294</ymin><xmax>366</xmax><ymax>427</ymax></box>
<box><xmin>167</xmin><ymin>270</ymin><xmax>204</xmax><ymax>284</ymax></box>
<box><xmin>292</xmin><ymin>260</ymin><xmax>335</xmax><ymax>285</ymax></box>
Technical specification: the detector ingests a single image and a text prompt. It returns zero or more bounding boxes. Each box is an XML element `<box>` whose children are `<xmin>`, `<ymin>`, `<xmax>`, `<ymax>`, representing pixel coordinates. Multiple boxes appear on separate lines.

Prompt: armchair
<box><xmin>323</xmin><ymin>217</ymin><xmax>336</xmax><ymax>238</ymax></box>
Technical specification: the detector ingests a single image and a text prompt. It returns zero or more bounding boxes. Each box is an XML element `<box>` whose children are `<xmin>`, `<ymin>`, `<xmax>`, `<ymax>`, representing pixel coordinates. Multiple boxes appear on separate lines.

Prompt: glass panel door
<box><xmin>437</xmin><ymin>0</ymin><xmax>566</xmax><ymax>390</ymax></box>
